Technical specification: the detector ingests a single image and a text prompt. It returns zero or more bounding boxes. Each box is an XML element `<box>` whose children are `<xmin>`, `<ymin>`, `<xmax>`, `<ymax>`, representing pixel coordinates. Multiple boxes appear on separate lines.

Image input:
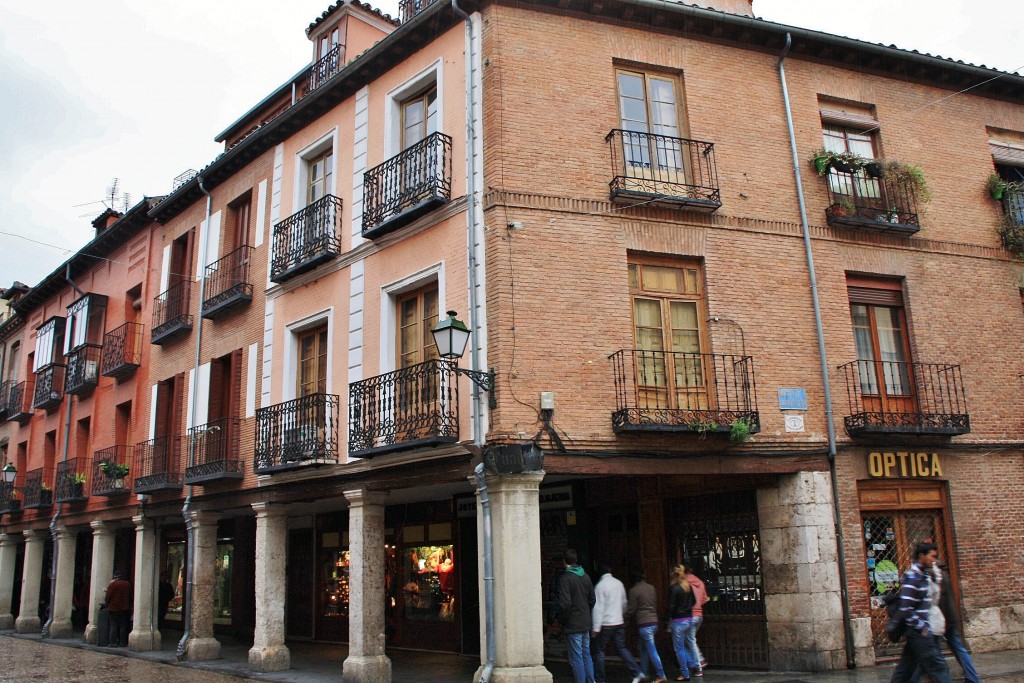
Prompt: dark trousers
<box><xmin>890</xmin><ymin>630</ymin><xmax>953</xmax><ymax>683</ymax></box>
<box><xmin>592</xmin><ymin>624</ymin><xmax>641</xmax><ymax>682</ymax></box>
<box><xmin>108</xmin><ymin>610</ymin><xmax>130</xmax><ymax>647</ymax></box>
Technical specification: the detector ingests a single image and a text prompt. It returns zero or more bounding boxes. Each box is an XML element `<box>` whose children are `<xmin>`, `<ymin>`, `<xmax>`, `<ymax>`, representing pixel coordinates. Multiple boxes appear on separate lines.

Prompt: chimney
<box><xmin>91</xmin><ymin>208</ymin><xmax>123</xmax><ymax>237</ymax></box>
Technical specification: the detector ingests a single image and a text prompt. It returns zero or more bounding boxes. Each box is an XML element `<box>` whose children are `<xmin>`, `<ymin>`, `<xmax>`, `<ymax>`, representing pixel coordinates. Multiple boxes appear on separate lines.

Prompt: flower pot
<box><xmin>830</xmin><ymin>203</ymin><xmax>850</xmax><ymax>217</ymax></box>
<box><xmin>830</xmin><ymin>158</ymin><xmax>859</xmax><ymax>174</ymax></box>
<box><xmin>813</xmin><ymin>156</ymin><xmax>830</xmax><ymax>174</ymax></box>
<box><xmin>40</xmin><ymin>490</ymin><xmax>52</xmax><ymax>506</ymax></box>
<box><xmin>992</xmin><ymin>186</ymin><xmax>1006</xmax><ymax>201</ymax></box>
<box><xmin>72</xmin><ymin>482</ymin><xmax>84</xmax><ymax>499</ymax></box>
<box><xmin>864</xmin><ymin>162</ymin><xmax>884</xmax><ymax>178</ymax></box>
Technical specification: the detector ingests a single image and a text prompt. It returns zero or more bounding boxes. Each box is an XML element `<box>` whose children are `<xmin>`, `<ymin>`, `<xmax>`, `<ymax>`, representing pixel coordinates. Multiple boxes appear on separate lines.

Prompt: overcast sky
<box><xmin>0</xmin><ymin>0</ymin><xmax>1020</xmax><ymax>289</ymax></box>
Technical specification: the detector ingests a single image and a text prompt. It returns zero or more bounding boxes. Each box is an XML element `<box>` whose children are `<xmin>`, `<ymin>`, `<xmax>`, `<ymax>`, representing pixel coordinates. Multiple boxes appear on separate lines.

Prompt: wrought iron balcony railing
<box><xmin>92</xmin><ymin>445</ymin><xmax>133</xmax><ymax>497</ymax></box>
<box><xmin>0</xmin><ymin>482</ymin><xmax>19</xmax><ymax>516</ymax></box>
<box><xmin>152</xmin><ymin>280</ymin><xmax>193</xmax><ymax>344</ymax></box>
<box><xmin>255</xmin><ymin>393</ymin><xmax>340</xmax><ymax>473</ymax></box>
<box><xmin>607</xmin><ymin>130</ymin><xmax>721</xmax><ymax>212</ymax></box>
<box><xmin>32</xmin><ymin>364</ymin><xmax>65</xmax><ymax>410</ymax></box>
<box><xmin>7</xmin><ymin>379</ymin><xmax>34</xmax><ymax>424</ymax></box>
<box><xmin>306</xmin><ymin>44</ymin><xmax>341</xmax><ymax>95</ymax></box>
<box><xmin>270</xmin><ymin>195</ymin><xmax>343</xmax><ymax>283</ymax></box>
<box><xmin>186</xmin><ymin>417</ymin><xmax>244</xmax><ymax>484</ymax></box>
<box><xmin>23</xmin><ymin>467</ymin><xmax>53</xmax><ymax>510</ymax></box>
<box><xmin>399</xmin><ymin>0</ymin><xmax>438</xmax><ymax>21</ymax></box>
<box><xmin>0</xmin><ymin>379</ymin><xmax>11</xmax><ymax>418</ymax></box>
<box><xmin>362</xmin><ymin>132</ymin><xmax>453</xmax><ymax>239</ymax></box>
<box><xmin>348</xmin><ymin>359</ymin><xmax>459</xmax><ymax>458</ymax></box>
<box><xmin>55</xmin><ymin>458</ymin><xmax>88</xmax><ymax>503</ymax></box>
<box><xmin>202</xmin><ymin>245</ymin><xmax>254</xmax><ymax>319</ymax></box>
<box><xmin>609</xmin><ymin>350</ymin><xmax>760</xmax><ymax>434</ymax></box>
<box><xmin>823</xmin><ymin>167</ymin><xmax>920</xmax><ymax>233</ymax></box>
<box><xmin>102</xmin><ymin>322</ymin><xmax>144</xmax><ymax>378</ymax></box>
<box><xmin>1003</xmin><ymin>188</ymin><xmax>1024</xmax><ymax>233</ymax></box>
<box><xmin>65</xmin><ymin>344</ymin><xmax>102</xmax><ymax>395</ymax></box>
<box><xmin>839</xmin><ymin>360</ymin><xmax>970</xmax><ymax>436</ymax></box>
<box><xmin>134</xmin><ymin>435</ymin><xmax>184</xmax><ymax>493</ymax></box>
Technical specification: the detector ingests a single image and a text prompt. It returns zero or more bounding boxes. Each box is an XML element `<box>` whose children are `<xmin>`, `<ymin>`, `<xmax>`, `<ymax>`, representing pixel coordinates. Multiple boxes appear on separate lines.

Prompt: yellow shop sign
<box><xmin>868</xmin><ymin>451</ymin><xmax>943</xmax><ymax>478</ymax></box>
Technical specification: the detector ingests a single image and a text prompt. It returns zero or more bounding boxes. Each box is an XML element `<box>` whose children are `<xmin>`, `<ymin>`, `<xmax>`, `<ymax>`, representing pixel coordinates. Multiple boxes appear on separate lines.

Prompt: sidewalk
<box><xmin>5</xmin><ymin>629</ymin><xmax>1024</xmax><ymax>682</ymax></box>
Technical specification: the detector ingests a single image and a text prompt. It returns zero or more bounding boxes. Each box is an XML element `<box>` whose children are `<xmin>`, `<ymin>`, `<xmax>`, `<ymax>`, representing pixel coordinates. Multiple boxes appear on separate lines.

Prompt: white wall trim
<box><xmin>283</xmin><ymin>307</ymin><xmax>335</xmax><ymax>401</ymax></box>
<box><xmin>351</xmin><ymin>86</ymin><xmax>369</xmax><ymax>244</ymax></box>
<box><xmin>384</xmin><ymin>59</ymin><xmax>444</xmax><ymax>159</ymax></box>
<box><xmin>254</xmin><ymin>179</ymin><xmax>268</xmax><ymax>248</ymax></box>
<box><xmin>246</xmin><ymin>341</ymin><xmax>258</xmax><ymax>418</ymax></box>
<box><xmin>267</xmin><ymin>143</ymin><xmax>285</xmax><ymax>290</ymax></box>
<box><xmin>261</xmin><ymin>298</ymin><xmax>275</xmax><ymax>409</ymax></box>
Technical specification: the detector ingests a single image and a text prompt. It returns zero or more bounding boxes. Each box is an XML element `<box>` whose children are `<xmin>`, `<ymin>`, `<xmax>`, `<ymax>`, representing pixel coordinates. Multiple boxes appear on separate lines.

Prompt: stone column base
<box><xmin>14</xmin><ymin>616</ymin><xmax>40</xmax><ymax>633</ymax></box>
<box><xmin>48</xmin><ymin>619</ymin><xmax>74</xmax><ymax>639</ymax></box>
<box><xmin>249</xmin><ymin>644</ymin><xmax>290</xmax><ymax>672</ymax></box>
<box><xmin>83</xmin><ymin>623</ymin><xmax>99</xmax><ymax>644</ymax></box>
<box><xmin>128</xmin><ymin>627</ymin><xmax>161</xmax><ymax>651</ymax></box>
<box><xmin>185</xmin><ymin>637</ymin><xmax>222</xmax><ymax>661</ymax></box>
<box><xmin>343</xmin><ymin>654</ymin><xmax>392</xmax><ymax>683</ymax></box>
<box><xmin>0</xmin><ymin>614</ymin><xmax>13</xmax><ymax>630</ymax></box>
<box><xmin>476</xmin><ymin>664</ymin><xmax>554</xmax><ymax>683</ymax></box>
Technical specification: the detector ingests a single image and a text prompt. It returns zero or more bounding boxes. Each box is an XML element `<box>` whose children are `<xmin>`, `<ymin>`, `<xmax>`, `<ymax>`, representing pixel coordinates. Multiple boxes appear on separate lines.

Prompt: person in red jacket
<box><xmin>684</xmin><ymin>563</ymin><xmax>709</xmax><ymax>668</ymax></box>
<box><xmin>104</xmin><ymin>569</ymin><xmax>132</xmax><ymax>647</ymax></box>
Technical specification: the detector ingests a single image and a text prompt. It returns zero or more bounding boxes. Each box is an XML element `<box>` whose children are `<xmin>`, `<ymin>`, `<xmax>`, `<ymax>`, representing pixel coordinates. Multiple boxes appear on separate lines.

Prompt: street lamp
<box><xmin>431</xmin><ymin>310</ymin><xmax>495</xmax><ymax>408</ymax></box>
<box><xmin>1</xmin><ymin>463</ymin><xmax>16</xmax><ymax>485</ymax></box>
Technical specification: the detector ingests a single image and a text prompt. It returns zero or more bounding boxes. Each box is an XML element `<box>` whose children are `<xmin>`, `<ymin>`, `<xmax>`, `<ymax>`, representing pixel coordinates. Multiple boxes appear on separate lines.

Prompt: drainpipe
<box><xmin>473</xmin><ymin>463</ymin><xmax>495</xmax><ymax>683</ymax></box>
<box><xmin>778</xmin><ymin>33</ymin><xmax>856</xmax><ymax>669</ymax></box>
<box><xmin>177</xmin><ymin>177</ymin><xmax>212</xmax><ymax>660</ymax></box>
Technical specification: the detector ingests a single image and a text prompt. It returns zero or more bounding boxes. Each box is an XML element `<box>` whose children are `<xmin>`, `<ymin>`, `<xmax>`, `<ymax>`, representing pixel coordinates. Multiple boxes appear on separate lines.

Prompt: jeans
<box><xmin>687</xmin><ymin>616</ymin><xmax>703</xmax><ymax>668</ymax></box>
<box><xmin>637</xmin><ymin>624</ymin><xmax>667</xmax><ymax>679</ymax></box>
<box><xmin>566</xmin><ymin>630</ymin><xmax>596</xmax><ymax>683</ymax></box>
<box><xmin>671</xmin><ymin>618</ymin><xmax>698</xmax><ymax>678</ymax></box>
<box><xmin>909</xmin><ymin>627</ymin><xmax>980</xmax><ymax>683</ymax></box>
<box><xmin>891</xmin><ymin>630</ymin><xmax>953</xmax><ymax>683</ymax></box>
<box><xmin>592</xmin><ymin>625</ymin><xmax>642</xmax><ymax>682</ymax></box>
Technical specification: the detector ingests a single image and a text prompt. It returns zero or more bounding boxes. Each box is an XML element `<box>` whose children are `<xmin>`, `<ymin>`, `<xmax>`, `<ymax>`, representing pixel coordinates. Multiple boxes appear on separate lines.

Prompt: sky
<box><xmin>0</xmin><ymin>0</ymin><xmax>1020</xmax><ymax>289</ymax></box>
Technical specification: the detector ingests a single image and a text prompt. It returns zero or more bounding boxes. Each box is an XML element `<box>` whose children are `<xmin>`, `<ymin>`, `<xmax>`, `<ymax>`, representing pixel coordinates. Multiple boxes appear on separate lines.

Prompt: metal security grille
<box><xmin>862</xmin><ymin>509</ymin><xmax>947</xmax><ymax>657</ymax></box>
<box><xmin>668</xmin><ymin>491</ymin><xmax>767</xmax><ymax>669</ymax></box>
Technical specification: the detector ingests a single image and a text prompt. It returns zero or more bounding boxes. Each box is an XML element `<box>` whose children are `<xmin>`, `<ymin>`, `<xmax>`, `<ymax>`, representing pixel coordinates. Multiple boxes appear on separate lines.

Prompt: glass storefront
<box><xmin>401</xmin><ymin>544</ymin><xmax>455</xmax><ymax>622</ymax></box>
<box><xmin>213</xmin><ymin>540</ymin><xmax>233</xmax><ymax>625</ymax></box>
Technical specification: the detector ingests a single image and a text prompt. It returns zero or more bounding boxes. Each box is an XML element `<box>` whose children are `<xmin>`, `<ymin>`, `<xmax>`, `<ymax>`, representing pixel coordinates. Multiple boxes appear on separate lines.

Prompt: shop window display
<box><xmin>213</xmin><ymin>541</ymin><xmax>233</xmax><ymax>625</ymax></box>
<box><xmin>402</xmin><ymin>545</ymin><xmax>455</xmax><ymax>622</ymax></box>
<box><xmin>323</xmin><ymin>549</ymin><xmax>351</xmax><ymax>618</ymax></box>
<box><xmin>166</xmin><ymin>541</ymin><xmax>186</xmax><ymax>623</ymax></box>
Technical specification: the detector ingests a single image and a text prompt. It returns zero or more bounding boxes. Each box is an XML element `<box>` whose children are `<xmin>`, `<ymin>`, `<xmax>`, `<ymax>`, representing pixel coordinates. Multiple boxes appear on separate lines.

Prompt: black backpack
<box><xmin>881</xmin><ymin>589</ymin><xmax>905</xmax><ymax>643</ymax></box>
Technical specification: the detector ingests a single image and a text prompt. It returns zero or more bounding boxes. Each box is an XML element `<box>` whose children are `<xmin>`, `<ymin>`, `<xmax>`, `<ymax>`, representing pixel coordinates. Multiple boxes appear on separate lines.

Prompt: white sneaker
<box><xmin>631</xmin><ymin>675</ymin><xmax>648</xmax><ymax>683</ymax></box>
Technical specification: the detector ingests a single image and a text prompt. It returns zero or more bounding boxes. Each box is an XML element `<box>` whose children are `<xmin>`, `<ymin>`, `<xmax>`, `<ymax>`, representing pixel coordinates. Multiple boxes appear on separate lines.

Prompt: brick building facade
<box><xmin>0</xmin><ymin>0</ymin><xmax>1022</xmax><ymax>679</ymax></box>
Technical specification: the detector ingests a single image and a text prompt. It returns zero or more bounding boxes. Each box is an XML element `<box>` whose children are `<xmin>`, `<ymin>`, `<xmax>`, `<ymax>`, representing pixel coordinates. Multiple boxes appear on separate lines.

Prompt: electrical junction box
<box><xmin>540</xmin><ymin>392</ymin><xmax>555</xmax><ymax>410</ymax></box>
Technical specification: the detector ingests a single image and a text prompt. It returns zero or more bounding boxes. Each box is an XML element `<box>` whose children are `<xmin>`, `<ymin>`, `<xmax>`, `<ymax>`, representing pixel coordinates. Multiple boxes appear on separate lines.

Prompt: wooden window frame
<box><xmin>296</xmin><ymin>325</ymin><xmax>329</xmax><ymax>398</ymax></box>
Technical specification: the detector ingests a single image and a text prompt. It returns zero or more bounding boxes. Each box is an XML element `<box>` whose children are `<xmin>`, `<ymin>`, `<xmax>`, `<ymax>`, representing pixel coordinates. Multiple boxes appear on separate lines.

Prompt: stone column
<box><xmin>342</xmin><ymin>489</ymin><xmax>390</xmax><ymax>683</ymax></box>
<box><xmin>184</xmin><ymin>510</ymin><xmax>221</xmax><ymax>660</ymax></box>
<box><xmin>249</xmin><ymin>502</ymin><xmax>289</xmax><ymax>672</ymax></box>
<box><xmin>0</xmin><ymin>533</ymin><xmax>21</xmax><ymax>629</ymax></box>
<box><xmin>479</xmin><ymin>472</ymin><xmax>552</xmax><ymax>683</ymax></box>
<box><xmin>48</xmin><ymin>525</ymin><xmax>77</xmax><ymax>638</ymax></box>
<box><xmin>758</xmin><ymin>472</ymin><xmax>851</xmax><ymax>671</ymax></box>
<box><xmin>84</xmin><ymin>521</ymin><xmax>115</xmax><ymax>644</ymax></box>
<box><xmin>128</xmin><ymin>514</ymin><xmax>160</xmax><ymax>651</ymax></box>
<box><xmin>15</xmin><ymin>529</ymin><xmax>45</xmax><ymax>633</ymax></box>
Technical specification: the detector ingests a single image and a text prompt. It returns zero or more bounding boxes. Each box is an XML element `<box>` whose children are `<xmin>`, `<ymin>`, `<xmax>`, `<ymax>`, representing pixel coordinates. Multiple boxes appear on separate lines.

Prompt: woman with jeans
<box><xmin>667</xmin><ymin>565</ymin><xmax>701</xmax><ymax>681</ymax></box>
<box><xmin>627</xmin><ymin>569</ymin><xmax>667</xmax><ymax>683</ymax></box>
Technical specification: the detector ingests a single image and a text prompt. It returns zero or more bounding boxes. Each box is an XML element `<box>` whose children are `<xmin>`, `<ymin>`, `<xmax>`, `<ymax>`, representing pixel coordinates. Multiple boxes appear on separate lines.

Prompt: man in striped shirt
<box><xmin>889</xmin><ymin>542</ymin><xmax>953</xmax><ymax>683</ymax></box>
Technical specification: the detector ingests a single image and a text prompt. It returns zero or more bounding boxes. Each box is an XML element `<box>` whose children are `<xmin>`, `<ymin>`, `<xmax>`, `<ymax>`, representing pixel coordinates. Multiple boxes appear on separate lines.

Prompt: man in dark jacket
<box><xmin>889</xmin><ymin>542</ymin><xmax>952</xmax><ymax>683</ymax></box>
<box><xmin>910</xmin><ymin>560</ymin><xmax>980</xmax><ymax>683</ymax></box>
<box><xmin>558</xmin><ymin>549</ymin><xmax>596</xmax><ymax>683</ymax></box>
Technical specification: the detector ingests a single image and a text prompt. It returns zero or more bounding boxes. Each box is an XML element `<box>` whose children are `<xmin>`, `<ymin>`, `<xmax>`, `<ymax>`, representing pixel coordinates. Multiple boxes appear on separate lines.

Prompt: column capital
<box><xmin>22</xmin><ymin>528</ymin><xmax>46</xmax><ymax>541</ymax></box>
<box><xmin>132</xmin><ymin>515</ymin><xmax>155</xmax><ymax>531</ymax></box>
<box><xmin>187</xmin><ymin>510</ymin><xmax>222</xmax><ymax>527</ymax></box>
<box><xmin>0</xmin><ymin>533</ymin><xmax>21</xmax><ymax>547</ymax></box>
<box><xmin>484</xmin><ymin>471</ymin><xmax>546</xmax><ymax>492</ymax></box>
<box><xmin>55</xmin><ymin>524</ymin><xmax>76</xmax><ymax>541</ymax></box>
<box><xmin>90</xmin><ymin>520</ymin><xmax>115</xmax><ymax>536</ymax></box>
<box><xmin>251</xmin><ymin>501</ymin><xmax>287</xmax><ymax>518</ymax></box>
<box><xmin>343</xmin><ymin>488</ymin><xmax>389</xmax><ymax>508</ymax></box>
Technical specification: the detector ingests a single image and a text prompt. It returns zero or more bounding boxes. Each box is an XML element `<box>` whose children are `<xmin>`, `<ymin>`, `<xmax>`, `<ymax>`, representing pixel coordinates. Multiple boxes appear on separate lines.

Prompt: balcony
<box><xmin>609</xmin><ymin>350</ymin><xmax>760</xmax><ymax>435</ymax></box>
<box><xmin>0</xmin><ymin>483</ymin><xmax>20</xmax><ymax>516</ymax></box>
<box><xmin>202</xmin><ymin>245</ymin><xmax>254</xmax><ymax>319</ymax></box>
<box><xmin>306</xmin><ymin>44</ymin><xmax>341</xmax><ymax>95</ymax></box>
<box><xmin>362</xmin><ymin>132</ymin><xmax>453</xmax><ymax>239</ymax></box>
<box><xmin>152</xmin><ymin>280</ymin><xmax>193</xmax><ymax>345</ymax></box>
<box><xmin>102</xmin><ymin>322</ymin><xmax>144</xmax><ymax>379</ymax></box>
<box><xmin>7</xmin><ymin>380</ymin><xmax>34</xmax><ymax>424</ymax></box>
<box><xmin>186</xmin><ymin>417</ymin><xmax>244</xmax><ymax>484</ymax></box>
<box><xmin>55</xmin><ymin>458</ymin><xmax>88</xmax><ymax>504</ymax></box>
<box><xmin>32</xmin><ymin>364</ymin><xmax>65</xmax><ymax>410</ymax></box>
<box><xmin>0</xmin><ymin>380</ymin><xmax>11</xmax><ymax>419</ymax></box>
<box><xmin>270</xmin><ymin>195</ymin><xmax>343</xmax><ymax>283</ymax></box>
<box><xmin>255</xmin><ymin>393</ymin><xmax>340</xmax><ymax>473</ymax></box>
<box><xmin>839</xmin><ymin>360</ymin><xmax>970</xmax><ymax>436</ymax></box>
<box><xmin>823</xmin><ymin>168</ymin><xmax>919</xmax><ymax>234</ymax></box>
<box><xmin>399</xmin><ymin>0</ymin><xmax>438</xmax><ymax>22</ymax></box>
<box><xmin>65</xmin><ymin>344</ymin><xmax>102</xmax><ymax>395</ymax></box>
<box><xmin>92</xmin><ymin>446</ymin><xmax>132</xmax><ymax>497</ymax></box>
<box><xmin>23</xmin><ymin>467</ymin><xmax>53</xmax><ymax>510</ymax></box>
<box><xmin>607</xmin><ymin>130</ymin><xmax>721</xmax><ymax>212</ymax></box>
<box><xmin>133</xmin><ymin>435</ymin><xmax>184</xmax><ymax>493</ymax></box>
<box><xmin>349</xmin><ymin>360</ymin><xmax>459</xmax><ymax>458</ymax></box>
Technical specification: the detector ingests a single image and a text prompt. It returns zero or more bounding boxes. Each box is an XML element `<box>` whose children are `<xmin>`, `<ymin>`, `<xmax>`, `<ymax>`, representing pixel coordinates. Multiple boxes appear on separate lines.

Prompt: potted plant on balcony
<box><xmin>72</xmin><ymin>472</ymin><xmax>87</xmax><ymax>499</ymax></box>
<box><xmin>882</xmin><ymin>160</ymin><xmax>932</xmax><ymax>206</ymax></box>
<box><xmin>101</xmin><ymin>461</ymin><xmax>130</xmax><ymax>489</ymax></box>
<box><xmin>829</xmin><ymin>196</ymin><xmax>856</xmax><ymax>218</ymax></box>
<box><xmin>998</xmin><ymin>213</ymin><xmax>1024</xmax><ymax>259</ymax></box>
<box><xmin>39</xmin><ymin>483</ymin><xmax>52</xmax><ymax>506</ymax></box>
<box><xmin>988</xmin><ymin>172</ymin><xmax>1008</xmax><ymax>201</ymax></box>
<box><xmin>729</xmin><ymin>417</ymin><xmax>754</xmax><ymax>444</ymax></box>
<box><xmin>810</xmin><ymin>148</ymin><xmax>865</xmax><ymax>175</ymax></box>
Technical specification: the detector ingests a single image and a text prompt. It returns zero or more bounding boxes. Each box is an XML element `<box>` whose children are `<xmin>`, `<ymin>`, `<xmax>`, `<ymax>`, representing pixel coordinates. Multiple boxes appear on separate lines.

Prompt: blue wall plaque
<box><xmin>777</xmin><ymin>388</ymin><xmax>807</xmax><ymax>411</ymax></box>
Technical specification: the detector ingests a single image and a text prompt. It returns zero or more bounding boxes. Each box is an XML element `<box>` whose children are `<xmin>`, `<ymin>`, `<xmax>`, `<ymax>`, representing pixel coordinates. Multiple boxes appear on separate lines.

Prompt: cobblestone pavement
<box><xmin>0</xmin><ymin>636</ymin><xmax>239</xmax><ymax>683</ymax></box>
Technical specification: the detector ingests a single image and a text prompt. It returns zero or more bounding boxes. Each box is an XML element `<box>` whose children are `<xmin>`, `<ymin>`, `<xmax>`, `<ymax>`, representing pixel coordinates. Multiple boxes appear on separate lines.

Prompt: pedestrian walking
<box><xmin>158</xmin><ymin>572</ymin><xmax>175</xmax><ymax>631</ymax></box>
<box><xmin>558</xmin><ymin>549</ymin><xmax>596</xmax><ymax>683</ymax></box>
<box><xmin>668</xmin><ymin>565</ymin><xmax>701</xmax><ymax>681</ymax></box>
<box><xmin>909</xmin><ymin>559</ymin><xmax>980</xmax><ymax>683</ymax></box>
<box><xmin>104</xmin><ymin>569</ymin><xmax>132</xmax><ymax>648</ymax></box>
<box><xmin>683</xmin><ymin>563</ymin><xmax>708</xmax><ymax>669</ymax></box>
<box><xmin>889</xmin><ymin>542</ymin><xmax>952</xmax><ymax>683</ymax></box>
<box><xmin>627</xmin><ymin>568</ymin><xmax>667</xmax><ymax>683</ymax></box>
<box><xmin>591</xmin><ymin>562</ymin><xmax>645</xmax><ymax>683</ymax></box>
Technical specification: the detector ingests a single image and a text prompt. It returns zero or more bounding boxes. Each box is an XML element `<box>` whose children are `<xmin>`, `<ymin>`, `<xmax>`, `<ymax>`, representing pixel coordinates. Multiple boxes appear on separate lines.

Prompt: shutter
<box><xmin>159</xmin><ymin>244</ymin><xmax>172</xmax><ymax>294</ymax></box>
<box><xmin>991</xmin><ymin>143</ymin><xmax>1024</xmax><ymax>167</ymax></box>
<box><xmin>230</xmin><ymin>348</ymin><xmax>243</xmax><ymax>420</ymax></box>
<box><xmin>847</xmin><ymin>286</ymin><xmax>903</xmax><ymax>306</ymax></box>
<box><xmin>820</xmin><ymin>108</ymin><xmax>878</xmax><ymax>130</ymax></box>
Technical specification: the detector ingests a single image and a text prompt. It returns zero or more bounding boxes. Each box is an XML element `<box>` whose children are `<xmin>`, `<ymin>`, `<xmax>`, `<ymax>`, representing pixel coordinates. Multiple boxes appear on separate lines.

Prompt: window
<box><xmin>6</xmin><ymin>342</ymin><xmax>19</xmax><ymax>382</ymax></box>
<box><xmin>227</xmin><ymin>191</ymin><xmax>252</xmax><ymax>253</ymax></box>
<box><xmin>401</xmin><ymin>88</ymin><xmax>438</xmax><ymax>151</ymax></box>
<box><xmin>64</xmin><ymin>294</ymin><xmax>108</xmax><ymax>353</ymax></box>
<box><xmin>397</xmin><ymin>284</ymin><xmax>439</xmax><ymax>369</ymax></box>
<box><xmin>628</xmin><ymin>258</ymin><xmax>707</xmax><ymax>410</ymax></box>
<box><xmin>822</xmin><ymin>123</ymin><xmax>881</xmax><ymax>201</ymax></box>
<box><xmin>308</xmin><ymin>150</ymin><xmax>334</xmax><ymax>205</ymax></box>
<box><xmin>319</xmin><ymin>27</ymin><xmax>341</xmax><ymax>61</ymax></box>
<box><xmin>297</xmin><ymin>326</ymin><xmax>329</xmax><ymax>397</ymax></box>
<box><xmin>33</xmin><ymin>317</ymin><xmax>66</xmax><ymax>371</ymax></box>
<box><xmin>848</xmin><ymin>279</ymin><xmax>916</xmax><ymax>415</ymax></box>
<box><xmin>616</xmin><ymin>69</ymin><xmax>683</xmax><ymax>172</ymax></box>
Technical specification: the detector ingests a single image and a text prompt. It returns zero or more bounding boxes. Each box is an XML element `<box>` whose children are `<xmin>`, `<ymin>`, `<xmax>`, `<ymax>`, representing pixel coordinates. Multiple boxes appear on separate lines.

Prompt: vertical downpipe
<box><xmin>778</xmin><ymin>33</ymin><xmax>856</xmax><ymax>668</ymax></box>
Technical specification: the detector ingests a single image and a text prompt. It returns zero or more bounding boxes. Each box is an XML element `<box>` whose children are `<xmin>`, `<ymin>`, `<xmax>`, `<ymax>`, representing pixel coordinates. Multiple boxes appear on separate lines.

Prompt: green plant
<box><xmin>988</xmin><ymin>172</ymin><xmax>1009</xmax><ymax>201</ymax></box>
<box><xmin>881</xmin><ymin>160</ymin><xmax>932</xmax><ymax>206</ymax></box>
<box><xmin>100</xmin><ymin>461</ymin><xmax>130</xmax><ymax>478</ymax></box>
<box><xmin>688</xmin><ymin>418</ymin><xmax>719</xmax><ymax>438</ymax></box>
<box><xmin>729</xmin><ymin>417</ymin><xmax>754</xmax><ymax>444</ymax></box>
<box><xmin>40</xmin><ymin>483</ymin><xmax>51</xmax><ymax>492</ymax></box>
<box><xmin>810</xmin><ymin>148</ymin><xmax>866</xmax><ymax>176</ymax></box>
<box><xmin>72</xmin><ymin>472</ymin><xmax>87</xmax><ymax>485</ymax></box>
